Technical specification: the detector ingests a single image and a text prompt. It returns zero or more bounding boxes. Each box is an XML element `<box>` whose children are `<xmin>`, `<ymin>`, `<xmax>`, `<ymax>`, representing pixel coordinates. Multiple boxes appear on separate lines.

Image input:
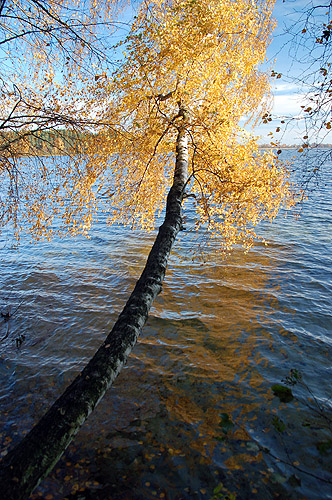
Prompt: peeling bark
<box><xmin>0</xmin><ymin>129</ymin><xmax>188</xmax><ymax>500</ymax></box>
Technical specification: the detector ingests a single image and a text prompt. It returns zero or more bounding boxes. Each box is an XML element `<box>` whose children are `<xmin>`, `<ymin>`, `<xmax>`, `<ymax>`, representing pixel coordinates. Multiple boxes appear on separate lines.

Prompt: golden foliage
<box><xmin>0</xmin><ymin>0</ymin><xmax>121</xmax><ymax>239</ymax></box>
<box><xmin>1</xmin><ymin>0</ymin><xmax>296</xmax><ymax>250</ymax></box>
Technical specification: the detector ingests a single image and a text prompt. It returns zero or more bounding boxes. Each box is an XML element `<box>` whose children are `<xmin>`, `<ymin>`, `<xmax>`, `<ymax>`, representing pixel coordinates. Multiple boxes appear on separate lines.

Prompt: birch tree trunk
<box><xmin>0</xmin><ymin>128</ymin><xmax>189</xmax><ymax>500</ymax></box>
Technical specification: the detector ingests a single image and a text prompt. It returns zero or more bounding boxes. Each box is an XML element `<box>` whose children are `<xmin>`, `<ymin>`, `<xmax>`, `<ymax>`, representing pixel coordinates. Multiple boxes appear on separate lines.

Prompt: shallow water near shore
<box><xmin>0</xmin><ymin>150</ymin><xmax>331</xmax><ymax>499</ymax></box>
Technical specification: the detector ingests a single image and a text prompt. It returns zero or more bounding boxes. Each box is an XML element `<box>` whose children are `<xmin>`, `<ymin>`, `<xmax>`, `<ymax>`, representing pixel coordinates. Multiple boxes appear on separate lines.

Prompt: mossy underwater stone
<box><xmin>271</xmin><ymin>384</ymin><xmax>294</xmax><ymax>403</ymax></box>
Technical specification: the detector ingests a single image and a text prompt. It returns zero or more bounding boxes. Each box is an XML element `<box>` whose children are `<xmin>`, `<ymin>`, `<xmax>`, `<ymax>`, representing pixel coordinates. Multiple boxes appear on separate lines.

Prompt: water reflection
<box><xmin>1</xmin><ymin>154</ymin><xmax>332</xmax><ymax>499</ymax></box>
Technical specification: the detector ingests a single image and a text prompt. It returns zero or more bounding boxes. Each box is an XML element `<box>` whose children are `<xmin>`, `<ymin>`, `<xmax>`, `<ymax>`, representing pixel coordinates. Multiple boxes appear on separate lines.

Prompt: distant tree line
<box><xmin>259</xmin><ymin>143</ymin><xmax>332</xmax><ymax>150</ymax></box>
<box><xmin>0</xmin><ymin>129</ymin><xmax>89</xmax><ymax>157</ymax></box>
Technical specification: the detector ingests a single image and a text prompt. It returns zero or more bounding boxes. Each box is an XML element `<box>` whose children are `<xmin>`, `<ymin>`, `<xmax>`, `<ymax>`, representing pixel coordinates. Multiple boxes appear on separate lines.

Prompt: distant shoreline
<box><xmin>259</xmin><ymin>145</ymin><xmax>332</xmax><ymax>150</ymax></box>
<box><xmin>7</xmin><ymin>146</ymin><xmax>332</xmax><ymax>160</ymax></box>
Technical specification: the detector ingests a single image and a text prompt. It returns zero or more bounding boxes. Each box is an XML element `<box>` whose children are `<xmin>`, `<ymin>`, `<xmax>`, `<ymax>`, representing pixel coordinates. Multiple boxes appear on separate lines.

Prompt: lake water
<box><xmin>0</xmin><ymin>150</ymin><xmax>331</xmax><ymax>499</ymax></box>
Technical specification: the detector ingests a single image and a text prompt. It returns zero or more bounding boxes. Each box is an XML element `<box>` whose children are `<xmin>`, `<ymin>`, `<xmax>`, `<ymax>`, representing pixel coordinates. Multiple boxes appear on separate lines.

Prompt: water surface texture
<box><xmin>0</xmin><ymin>150</ymin><xmax>331</xmax><ymax>499</ymax></box>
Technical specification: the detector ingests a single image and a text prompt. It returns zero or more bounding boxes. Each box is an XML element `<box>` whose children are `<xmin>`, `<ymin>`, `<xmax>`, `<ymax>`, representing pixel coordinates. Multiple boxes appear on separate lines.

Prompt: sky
<box><xmin>255</xmin><ymin>0</ymin><xmax>332</xmax><ymax>145</ymax></box>
<box><xmin>1</xmin><ymin>0</ymin><xmax>330</xmax><ymax>146</ymax></box>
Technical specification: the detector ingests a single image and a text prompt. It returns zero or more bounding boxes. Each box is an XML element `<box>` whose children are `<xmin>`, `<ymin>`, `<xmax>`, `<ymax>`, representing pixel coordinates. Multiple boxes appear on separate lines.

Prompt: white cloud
<box><xmin>272</xmin><ymin>82</ymin><xmax>300</xmax><ymax>94</ymax></box>
<box><xmin>272</xmin><ymin>93</ymin><xmax>306</xmax><ymax>117</ymax></box>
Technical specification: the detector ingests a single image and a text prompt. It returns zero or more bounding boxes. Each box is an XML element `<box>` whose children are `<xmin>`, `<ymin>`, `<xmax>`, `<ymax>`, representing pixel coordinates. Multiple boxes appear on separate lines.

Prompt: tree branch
<box><xmin>0</xmin><ymin>129</ymin><xmax>189</xmax><ymax>500</ymax></box>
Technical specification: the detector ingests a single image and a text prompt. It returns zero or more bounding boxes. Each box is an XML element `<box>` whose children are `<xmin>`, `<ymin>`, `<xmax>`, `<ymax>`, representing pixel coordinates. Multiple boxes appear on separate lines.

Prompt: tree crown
<box><xmin>1</xmin><ymin>0</ymin><xmax>296</xmax><ymax>251</ymax></box>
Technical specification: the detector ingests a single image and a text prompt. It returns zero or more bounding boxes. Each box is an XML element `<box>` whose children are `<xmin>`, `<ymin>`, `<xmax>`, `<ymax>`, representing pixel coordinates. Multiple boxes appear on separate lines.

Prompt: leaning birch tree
<box><xmin>0</xmin><ymin>0</ymin><xmax>295</xmax><ymax>497</ymax></box>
